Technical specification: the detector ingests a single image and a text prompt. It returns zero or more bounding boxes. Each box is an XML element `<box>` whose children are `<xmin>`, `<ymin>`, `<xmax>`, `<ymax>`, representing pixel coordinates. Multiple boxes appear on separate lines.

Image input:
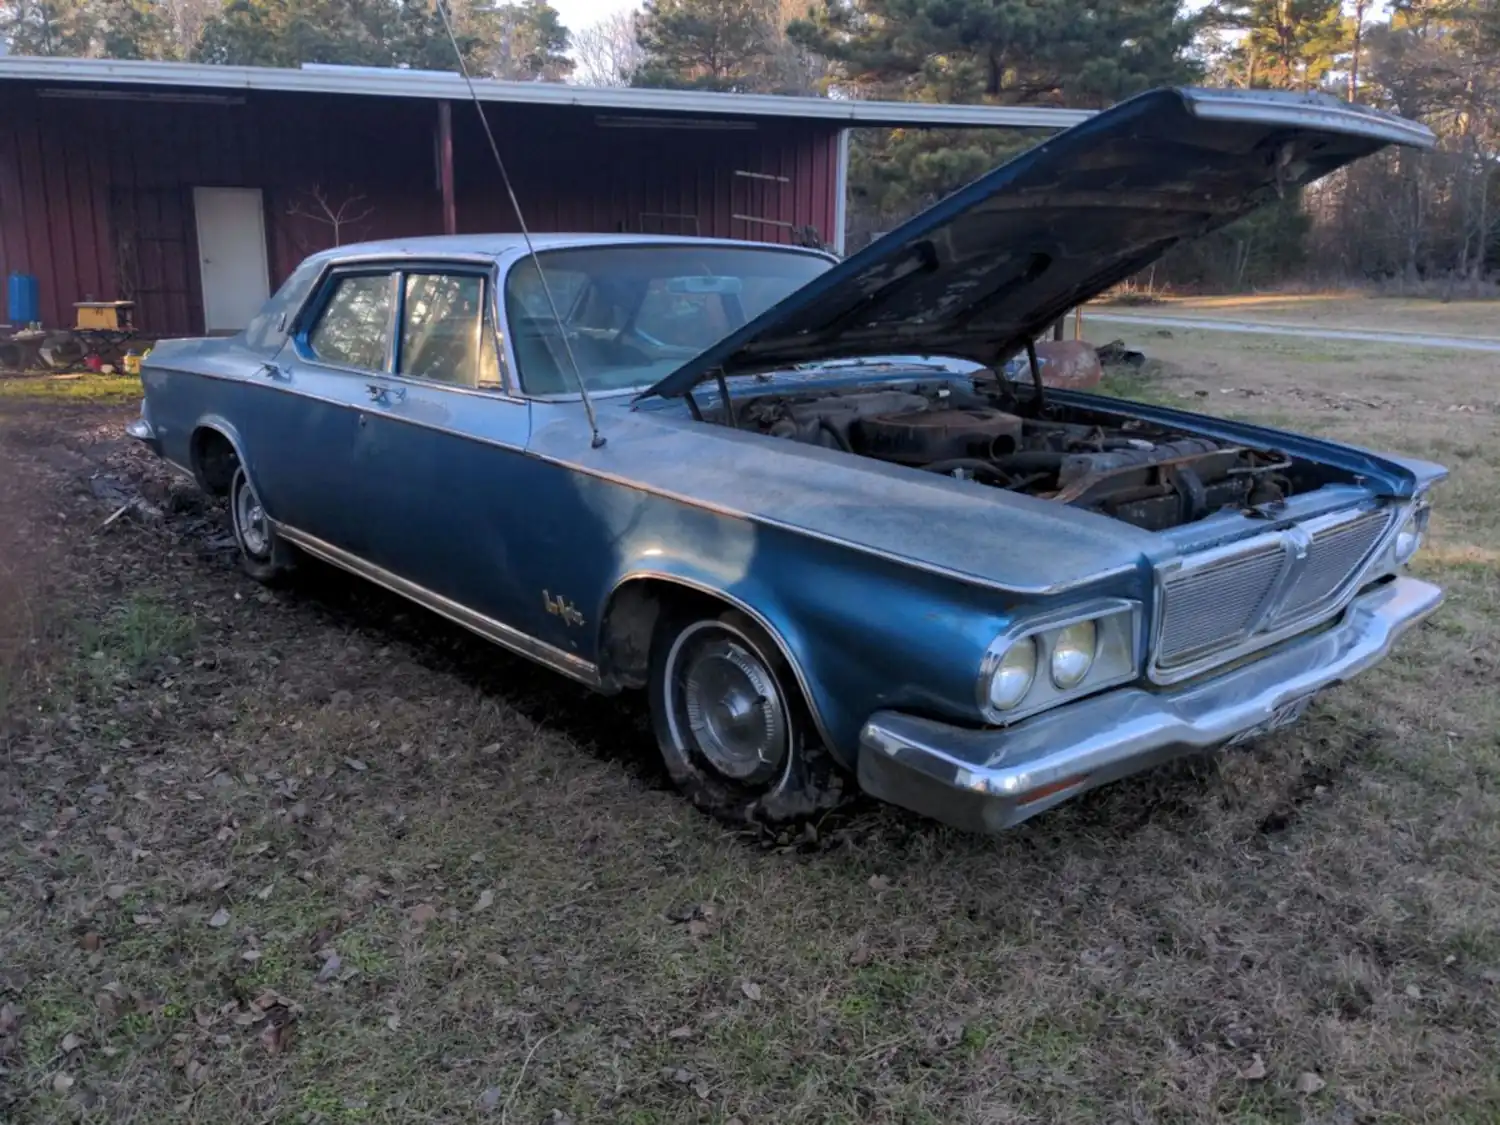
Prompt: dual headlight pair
<box><xmin>978</xmin><ymin>602</ymin><xmax>1139</xmax><ymax>724</ymax></box>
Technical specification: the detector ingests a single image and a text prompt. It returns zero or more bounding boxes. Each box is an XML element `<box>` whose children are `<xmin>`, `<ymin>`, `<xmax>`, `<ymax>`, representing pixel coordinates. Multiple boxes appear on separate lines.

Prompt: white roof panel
<box><xmin>0</xmin><ymin>56</ymin><xmax>1093</xmax><ymax>130</ymax></box>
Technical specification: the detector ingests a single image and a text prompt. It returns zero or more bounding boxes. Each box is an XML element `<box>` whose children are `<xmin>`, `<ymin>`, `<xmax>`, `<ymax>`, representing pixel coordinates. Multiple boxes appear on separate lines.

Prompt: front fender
<box><xmin>596</xmin><ymin>513</ymin><xmax>1133</xmax><ymax>763</ymax></box>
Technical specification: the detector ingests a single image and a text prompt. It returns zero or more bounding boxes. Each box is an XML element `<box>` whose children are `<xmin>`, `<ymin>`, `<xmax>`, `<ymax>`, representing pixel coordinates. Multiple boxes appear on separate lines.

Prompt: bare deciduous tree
<box><xmin>287</xmin><ymin>185</ymin><xmax>375</xmax><ymax>248</ymax></box>
<box><xmin>571</xmin><ymin>9</ymin><xmax>645</xmax><ymax>86</ymax></box>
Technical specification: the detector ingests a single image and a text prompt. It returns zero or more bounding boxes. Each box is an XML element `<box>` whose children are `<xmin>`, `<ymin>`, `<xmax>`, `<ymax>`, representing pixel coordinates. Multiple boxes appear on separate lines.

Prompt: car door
<box><xmin>249</xmin><ymin>266</ymin><xmax>400</xmax><ymax>557</ymax></box>
<box><xmin>351</xmin><ymin>265</ymin><xmax>536</xmax><ymax>631</ymax></box>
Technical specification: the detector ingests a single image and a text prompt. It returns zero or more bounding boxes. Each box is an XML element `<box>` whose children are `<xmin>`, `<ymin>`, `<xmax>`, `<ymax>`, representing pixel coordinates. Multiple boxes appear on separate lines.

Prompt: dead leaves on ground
<box><xmin>1236</xmin><ymin>1053</ymin><xmax>1330</xmax><ymax>1098</ymax></box>
<box><xmin>665</xmin><ymin>901</ymin><xmax>720</xmax><ymax>941</ymax></box>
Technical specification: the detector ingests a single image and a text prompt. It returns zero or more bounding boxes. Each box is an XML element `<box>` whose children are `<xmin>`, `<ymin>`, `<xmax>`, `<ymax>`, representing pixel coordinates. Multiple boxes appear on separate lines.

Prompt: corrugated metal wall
<box><xmin>452</xmin><ymin>107</ymin><xmax>838</xmax><ymax>246</ymax></box>
<box><xmin>0</xmin><ymin>83</ymin><xmax>839</xmax><ymax>337</ymax></box>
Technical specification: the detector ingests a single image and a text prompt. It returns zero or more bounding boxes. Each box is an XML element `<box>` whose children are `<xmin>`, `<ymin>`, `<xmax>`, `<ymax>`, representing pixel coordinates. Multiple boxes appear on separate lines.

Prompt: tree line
<box><xmin>2</xmin><ymin>0</ymin><xmax>1497</xmax><ymax>290</ymax></box>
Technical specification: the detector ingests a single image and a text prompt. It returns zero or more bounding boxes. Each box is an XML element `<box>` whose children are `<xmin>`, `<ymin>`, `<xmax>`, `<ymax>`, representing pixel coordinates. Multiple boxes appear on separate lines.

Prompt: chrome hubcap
<box><xmin>235</xmin><ymin>476</ymin><xmax>270</xmax><ymax>559</ymax></box>
<box><xmin>670</xmin><ymin>628</ymin><xmax>787</xmax><ymax>784</ymax></box>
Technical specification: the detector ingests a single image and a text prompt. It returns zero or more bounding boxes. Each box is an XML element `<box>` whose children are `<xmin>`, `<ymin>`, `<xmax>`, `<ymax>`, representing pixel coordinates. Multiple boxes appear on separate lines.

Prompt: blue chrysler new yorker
<box><xmin>129</xmin><ymin>87</ymin><xmax>1445</xmax><ymax>834</ymax></box>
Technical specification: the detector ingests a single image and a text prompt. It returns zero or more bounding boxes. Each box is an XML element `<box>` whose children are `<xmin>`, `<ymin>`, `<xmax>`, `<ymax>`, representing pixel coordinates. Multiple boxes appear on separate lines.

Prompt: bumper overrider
<box><xmin>858</xmin><ymin>576</ymin><xmax>1442</xmax><ymax>834</ymax></box>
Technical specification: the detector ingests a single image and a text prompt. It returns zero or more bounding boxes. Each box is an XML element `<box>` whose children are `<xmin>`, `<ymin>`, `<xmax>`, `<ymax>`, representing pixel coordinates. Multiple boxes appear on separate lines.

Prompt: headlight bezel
<box><xmin>1373</xmin><ymin>494</ymin><xmax>1432</xmax><ymax>576</ymax></box>
<box><xmin>1393</xmin><ymin>498</ymin><xmax>1430</xmax><ymax>566</ymax></box>
<box><xmin>987</xmin><ymin>634</ymin><xmax>1038</xmax><ymax>711</ymax></box>
<box><xmin>977</xmin><ymin>600</ymin><xmax>1141</xmax><ymax>725</ymax></box>
<box><xmin>1049</xmin><ymin>619</ymin><xmax>1099</xmax><ymax>689</ymax></box>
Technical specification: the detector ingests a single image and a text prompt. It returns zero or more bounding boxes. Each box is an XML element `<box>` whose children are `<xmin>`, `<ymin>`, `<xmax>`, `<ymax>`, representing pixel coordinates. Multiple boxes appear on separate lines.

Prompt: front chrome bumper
<box><xmin>858</xmin><ymin>576</ymin><xmax>1443</xmax><ymax>834</ymax></box>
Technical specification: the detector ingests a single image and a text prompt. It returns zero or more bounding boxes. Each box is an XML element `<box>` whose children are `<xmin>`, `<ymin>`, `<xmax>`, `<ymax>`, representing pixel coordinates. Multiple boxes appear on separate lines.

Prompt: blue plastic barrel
<box><xmin>8</xmin><ymin>272</ymin><xmax>40</xmax><ymax>325</ymax></box>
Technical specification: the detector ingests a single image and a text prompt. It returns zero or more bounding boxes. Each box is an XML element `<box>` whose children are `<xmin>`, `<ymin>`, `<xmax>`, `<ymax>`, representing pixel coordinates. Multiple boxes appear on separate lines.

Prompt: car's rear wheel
<box><xmin>230</xmin><ymin>466</ymin><xmax>294</xmax><ymax>584</ymax></box>
<box><xmin>648</xmin><ymin>608</ymin><xmax>840</xmax><ymax>825</ymax></box>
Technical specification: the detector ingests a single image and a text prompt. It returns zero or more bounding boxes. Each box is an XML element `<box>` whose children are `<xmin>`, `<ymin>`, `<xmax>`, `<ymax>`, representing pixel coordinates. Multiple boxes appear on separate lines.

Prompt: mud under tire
<box><xmin>648</xmin><ymin>607</ymin><xmax>841</xmax><ymax>826</ymax></box>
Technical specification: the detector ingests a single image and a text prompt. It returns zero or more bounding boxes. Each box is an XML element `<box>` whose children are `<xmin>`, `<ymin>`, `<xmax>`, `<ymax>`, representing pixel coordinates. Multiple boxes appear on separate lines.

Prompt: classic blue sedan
<box><xmin>130</xmin><ymin>87</ymin><xmax>1445</xmax><ymax>834</ymax></box>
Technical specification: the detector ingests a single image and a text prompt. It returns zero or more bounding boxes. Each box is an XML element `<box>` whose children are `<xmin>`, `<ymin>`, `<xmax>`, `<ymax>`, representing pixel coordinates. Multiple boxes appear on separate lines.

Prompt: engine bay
<box><xmin>717</xmin><ymin>380</ymin><xmax>1352</xmax><ymax>531</ymax></box>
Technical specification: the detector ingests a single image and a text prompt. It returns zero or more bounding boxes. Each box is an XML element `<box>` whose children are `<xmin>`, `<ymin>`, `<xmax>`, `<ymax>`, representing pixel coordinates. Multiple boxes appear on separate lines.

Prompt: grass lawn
<box><xmin>0</xmin><ymin>372</ymin><xmax>145</xmax><ymax>405</ymax></box>
<box><xmin>0</xmin><ymin>330</ymin><xmax>1497</xmax><ymax>1124</ymax></box>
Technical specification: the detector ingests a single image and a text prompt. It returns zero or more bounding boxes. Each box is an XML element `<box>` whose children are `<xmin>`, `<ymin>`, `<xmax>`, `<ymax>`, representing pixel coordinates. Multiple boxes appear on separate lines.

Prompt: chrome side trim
<box><xmin>602</xmin><ymin>570</ymin><xmax>841</xmax><ymax>755</ymax></box>
<box><xmin>273</xmin><ymin>523</ymin><xmax>602</xmax><ymax>688</ymax></box>
<box><xmin>161</xmin><ymin>365</ymin><xmax>1122</xmax><ymax>598</ymax></box>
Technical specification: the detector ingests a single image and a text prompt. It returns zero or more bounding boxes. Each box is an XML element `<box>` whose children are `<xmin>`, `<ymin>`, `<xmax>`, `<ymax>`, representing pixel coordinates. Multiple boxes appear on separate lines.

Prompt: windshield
<box><xmin>503</xmin><ymin>244</ymin><xmax>831</xmax><ymax>395</ymax></box>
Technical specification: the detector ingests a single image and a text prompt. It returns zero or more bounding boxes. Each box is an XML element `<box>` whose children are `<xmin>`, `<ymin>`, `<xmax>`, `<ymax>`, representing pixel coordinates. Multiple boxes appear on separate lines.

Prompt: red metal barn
<box><xmin>0</xmin><ymin>58</ymin><xmax>1085</xmax><ymax>338</ymax></box>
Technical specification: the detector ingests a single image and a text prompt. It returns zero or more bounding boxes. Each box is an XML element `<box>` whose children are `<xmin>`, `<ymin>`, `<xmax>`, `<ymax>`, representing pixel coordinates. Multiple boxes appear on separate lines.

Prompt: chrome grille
<box><xmin>1154</xmin><ymin>505</ymin><xmax>1395</xmax><ymax>678</ymax></box>
<box><xmin>1266</xmin><ymin>509</ymin><xmax>1392</xmax><ymax>627</ymax></box>
<box><xmin>1157</xmin><ymin>540</ymin><xmax>1285</xmax><ymax>667</ymax></box>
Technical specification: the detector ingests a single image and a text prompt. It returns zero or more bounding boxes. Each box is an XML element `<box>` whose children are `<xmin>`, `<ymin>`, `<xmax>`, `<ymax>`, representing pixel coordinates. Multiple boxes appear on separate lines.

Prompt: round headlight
<box><xmin>1394</xmin><ymin>505</ymin><xmax>1428</xmax><ymax>565</ymax></box>
<box><xmin>1050</xmin><ymin>620</ymin><xmax>1098</xmax><ymax>689</ymax></box>
<box><xmin>987</xmin><ymin>635</ymin><xmax>1037</xmax><ymax>711</ymax></box>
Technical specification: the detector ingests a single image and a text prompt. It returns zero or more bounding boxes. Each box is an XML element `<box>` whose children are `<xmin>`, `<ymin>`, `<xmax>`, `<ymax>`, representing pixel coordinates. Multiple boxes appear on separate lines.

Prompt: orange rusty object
<box><xmin>1033</xmin><ymin>340</ymin><xmax>1103</xmax><ymax>390</ymax></box>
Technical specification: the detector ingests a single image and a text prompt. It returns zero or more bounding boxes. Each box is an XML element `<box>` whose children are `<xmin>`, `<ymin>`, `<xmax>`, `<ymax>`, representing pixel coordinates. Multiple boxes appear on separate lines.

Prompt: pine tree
<box><xmin>785</xmin><ymin>0</ymin><xmax>1199</xmax><ymax>246</ymax></box>
<box><xmin>1216</xmin><ymin>0</ymin><xmax>1349</xmax><ymax>90</ymax></box>
<box><xmin>489</xmin><ymin>0</ymin><xmax>573</xmax><ymax>81</ymax></box>
<box><xmin>632</xmin><ymin>0</ymin><xmax>779</xmax><ymax>90</ymax></box>
<box><xmin>193</xmin><ymin>0</ymin><xmax>497</xmax><ymax>72</ymax></box>
<box><xmin>789</xmin><ymin>0</ymin><xmax>1200</xmax><ymax>106</ymax></box>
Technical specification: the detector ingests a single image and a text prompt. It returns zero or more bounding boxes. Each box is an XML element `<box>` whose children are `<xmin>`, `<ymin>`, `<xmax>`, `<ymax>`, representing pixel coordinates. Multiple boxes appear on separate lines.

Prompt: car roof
<box><xmin>308</xmin><ymin>232</ymin><xmax>830</xmax><ymax>266</ymax></box>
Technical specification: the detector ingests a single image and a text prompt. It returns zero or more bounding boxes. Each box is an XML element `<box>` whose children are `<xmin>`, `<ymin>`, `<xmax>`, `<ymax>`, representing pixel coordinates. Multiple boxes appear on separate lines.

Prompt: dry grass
<box><xmin>1</xmin><ymin>330</ymin><xmax>1498</xmax><ymax>1124</ymax></box>
<box><xmin>1094</xmin><ymin>293</ymin><xmax>1500</xmax><ymax>339</ymax></box>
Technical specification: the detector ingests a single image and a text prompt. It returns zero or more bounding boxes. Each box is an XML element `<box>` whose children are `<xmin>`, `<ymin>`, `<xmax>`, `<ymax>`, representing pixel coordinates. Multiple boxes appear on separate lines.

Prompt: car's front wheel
<box><xmin>649</xmin><ymin>608</ymin><xmax>840</xmax><ymax>826</ymax></box>
<box><xmin>229</xmin><ymin>466</ymin><xmax>294</xmax><ymax>584</ymax></box>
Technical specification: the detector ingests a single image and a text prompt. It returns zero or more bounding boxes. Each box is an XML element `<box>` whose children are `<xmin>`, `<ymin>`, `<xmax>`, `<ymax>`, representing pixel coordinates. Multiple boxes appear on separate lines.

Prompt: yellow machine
<box><xmin>74</xmin><ymin>301</ymin><xmax>135</xmax><ymax>331</ymax></box>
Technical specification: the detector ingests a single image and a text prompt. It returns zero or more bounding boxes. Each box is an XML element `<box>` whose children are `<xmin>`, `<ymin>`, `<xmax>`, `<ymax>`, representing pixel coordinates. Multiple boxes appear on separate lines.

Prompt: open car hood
<box><xmin>638</xmin><ymin>87</ymin><xmax>1433</xmax><ymax>400</ymax></box>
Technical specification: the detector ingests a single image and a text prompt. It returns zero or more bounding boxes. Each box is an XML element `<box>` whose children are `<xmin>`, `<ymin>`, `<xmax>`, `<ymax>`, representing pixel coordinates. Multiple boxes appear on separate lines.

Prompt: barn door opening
<box><xmin>110</xmin><ymin>187</ymin><xmax>196</xmax><ymax>337</ymax></box>
<box><xmin>193</xmin><ymin>187</ymin><xmax>270</xmax><ymax>333</ymax></box>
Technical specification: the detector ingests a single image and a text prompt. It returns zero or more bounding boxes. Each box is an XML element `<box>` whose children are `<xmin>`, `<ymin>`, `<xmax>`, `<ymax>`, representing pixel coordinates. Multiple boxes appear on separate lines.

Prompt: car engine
<box><xmin>724</xmin><ymin>381</ymin><xmax>1345</xmax><ymax>531</ymax></box>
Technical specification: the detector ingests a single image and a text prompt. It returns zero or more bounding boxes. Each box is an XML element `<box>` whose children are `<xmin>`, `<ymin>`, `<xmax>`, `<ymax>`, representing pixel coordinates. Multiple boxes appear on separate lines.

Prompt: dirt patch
<box><xmin>2</xmin><ymin>343</ymin><xmax>1499</xmax><ymax>1124</ymax></box>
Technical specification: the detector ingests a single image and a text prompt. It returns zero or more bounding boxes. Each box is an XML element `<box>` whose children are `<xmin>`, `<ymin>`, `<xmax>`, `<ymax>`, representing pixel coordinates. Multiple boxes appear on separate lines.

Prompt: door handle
<box><xmin>365</xmin><ymin>383</ymin><xmax>405</xmax><ymax>405</ymax></box>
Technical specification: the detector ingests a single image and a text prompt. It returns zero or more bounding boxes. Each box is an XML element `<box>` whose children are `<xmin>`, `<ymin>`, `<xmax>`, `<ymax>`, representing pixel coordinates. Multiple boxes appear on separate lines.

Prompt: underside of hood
<box><xmin>639</xmin><ymin>87</ymin><xmax>1433</xmax><ymax>400</ymax></box>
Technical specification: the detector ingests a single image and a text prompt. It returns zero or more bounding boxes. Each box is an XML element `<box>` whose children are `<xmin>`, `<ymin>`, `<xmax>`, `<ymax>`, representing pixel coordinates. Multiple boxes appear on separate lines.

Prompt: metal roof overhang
<box><xmin>0</xmin><ymin>56</ymin><xmax>1093</xmax><ymax>130</ymax></box>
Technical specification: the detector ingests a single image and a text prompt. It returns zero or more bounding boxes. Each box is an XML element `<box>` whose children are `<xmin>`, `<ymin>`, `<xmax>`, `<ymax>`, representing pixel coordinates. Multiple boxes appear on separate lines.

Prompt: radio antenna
<box><xmin>434</xmin><ymin>0</ymin><xmax>604</xmax><ymax>448</ymax></box>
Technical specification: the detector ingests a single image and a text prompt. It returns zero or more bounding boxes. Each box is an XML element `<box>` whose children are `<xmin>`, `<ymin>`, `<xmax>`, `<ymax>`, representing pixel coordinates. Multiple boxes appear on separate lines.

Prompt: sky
<box><xmin>551</xmin><ymin>0</ymin><xmax>634</xmax><ymax>33</ymax></box>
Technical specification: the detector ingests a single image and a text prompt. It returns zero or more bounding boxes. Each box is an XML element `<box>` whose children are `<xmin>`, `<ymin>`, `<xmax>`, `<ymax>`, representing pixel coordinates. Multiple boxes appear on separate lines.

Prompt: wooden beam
<box><xmin>438</xmin><ymin>100</ymin><xmax>456</xmax><ymax>236</ymax></box>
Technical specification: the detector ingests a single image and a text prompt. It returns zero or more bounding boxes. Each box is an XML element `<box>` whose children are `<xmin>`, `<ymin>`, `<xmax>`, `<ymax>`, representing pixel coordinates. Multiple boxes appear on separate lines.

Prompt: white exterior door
<box><xmin>193</xmin><ymin>187</ymin><xmax>270</xmax><ymax>333</ymax></box>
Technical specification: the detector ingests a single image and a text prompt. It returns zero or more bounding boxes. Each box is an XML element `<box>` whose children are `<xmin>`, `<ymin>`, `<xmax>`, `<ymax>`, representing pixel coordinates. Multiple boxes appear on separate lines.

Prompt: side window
<box><xmin>478</xmin><ymin>294</ymin><xmax>502</xmax><ymax>389</ymax></box>
<box><xmin>635</xmin><ymin>280</ymin><xmax>731</xmax><ymax>348</ymax></box>
<box><xmin>399</xmin><ymin>273</ymin><xmax>488</xmax><ymax>387</ymax></box>
<box><xmin>307</xmin><ymin>273</ymin><xmax>393</xmax><ymax>370</ymax></box>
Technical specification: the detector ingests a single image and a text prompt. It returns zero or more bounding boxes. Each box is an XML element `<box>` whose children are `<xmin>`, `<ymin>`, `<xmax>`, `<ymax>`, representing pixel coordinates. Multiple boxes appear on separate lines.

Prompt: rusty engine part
<box><xmin>1041</xmin><ymin>441</ymin><xmax>1291</xmax><ymax>531</ymax></box>
<box><xmin>752</xmin><ymin>389</ymin><xmax>929</xmax><ymax>451</ymax></box>
<box><xmin>855</xmin><ymin>407</ymin><xmax>1026</xmax><ymax>464</ymax></box>
<box><xmin>735</xmin><ymin>378</ymin><xmax>1308</xmax><ymax>531</ymax></box>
